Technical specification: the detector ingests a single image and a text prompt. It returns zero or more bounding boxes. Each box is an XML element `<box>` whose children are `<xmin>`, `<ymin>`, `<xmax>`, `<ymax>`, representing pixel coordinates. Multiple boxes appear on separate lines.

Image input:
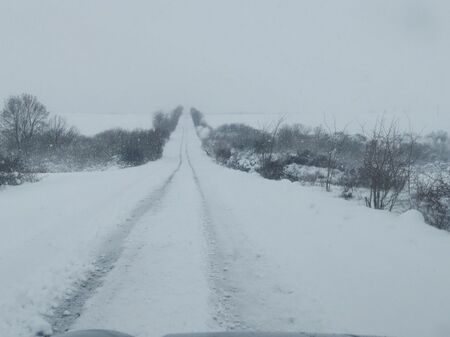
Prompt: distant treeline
<box><xmin>191</xmin><ymin>108</ymin><xmax>450</xmax><ymax>231</ymax></box>
<box><xmin>0</xmin><ymin>93</ymin><xmax>182</xmax><ymax>185</ymax></box>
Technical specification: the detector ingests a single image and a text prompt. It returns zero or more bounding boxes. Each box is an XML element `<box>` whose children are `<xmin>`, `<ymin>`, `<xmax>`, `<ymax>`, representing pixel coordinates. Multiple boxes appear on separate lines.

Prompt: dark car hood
<box><xmin>55</xmin><ymin>330</ymin><xmax>385</xmax><ymax>337</ymax></box>
<box><xmin>165</xmin><ymin>332</ymin><xmax>384</xmax><ymax>337</ymax></box>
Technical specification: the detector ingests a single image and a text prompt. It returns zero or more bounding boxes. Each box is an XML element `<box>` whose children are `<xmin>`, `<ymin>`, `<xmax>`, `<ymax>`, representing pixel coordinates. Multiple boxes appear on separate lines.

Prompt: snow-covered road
<box><xmin>74</xmin><ymin>116</ymin><xmax>450</xmax><ymax>337</ymax></box>
<box><xmin>2</xmin><ymin>115</ymin><xmax>450</xmax><ymax>337</ymax></box>
<box><xmin>72</xmin><ymin>125</ymin><xmax>212</xmax><ymax>336</ymax></box>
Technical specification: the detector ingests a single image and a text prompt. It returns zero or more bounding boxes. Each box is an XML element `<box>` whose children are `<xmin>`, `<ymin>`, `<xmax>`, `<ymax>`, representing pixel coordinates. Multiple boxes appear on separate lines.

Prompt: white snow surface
<box><xmin>1</xmin><ymin>115</ymin><xmax>450</xmax><ymax>337</ymax></box>
<box><xmin>0</xmin><ymin>127</ymin><xmax>182</xmax><ymax>336</ymax></box>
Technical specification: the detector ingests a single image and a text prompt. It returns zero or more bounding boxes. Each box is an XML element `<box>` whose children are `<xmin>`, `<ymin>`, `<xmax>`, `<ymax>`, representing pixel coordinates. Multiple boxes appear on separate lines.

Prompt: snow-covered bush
<box><xmin>0</xmin><ymin>95</ymin><xmax>183</xmax><ymax>176</ymax></box>
<box><xmin>226</xmin><ymin>150</ymin><xmax>260</xmax><ymax>172</ymax></box>
<box><xmin>0</xmin><ymin>155</ymin><xmax>27</xmax><ymax>186</ymax></box>
<box><xmin>283</xmin><ymin>163</ymin><xmax>344</xmax><ymax>185</ymax></box>
<box><xmin>153</xmin><ymin>106</ymin><xmax>183</xmax><ymax>139</ymax></box>
<box><xmin>190</xmin><ymin>109</ymin><xmax>450</xmax><ymax>231</ymax></box>
<box><xmin>258</xmin><ymin>158</ymin><xmax>285</xmax><ymax>180</ymax></box>
<box><xmin>412</xmin><ymin>170</ymin><xmax>450</xmax><ymax>230</ymax></box>
<box><xmin>190</xmin><ymin>108</ymin><xmax>208</xmax><ymax>128</ymax></box>
<box><xmin>196</xmin><ymin>125</ymin><xmax>211</xmax><ymax>140</ymax></box>
<box><xmin>190</xmin><ymin>108</ymin><xmax>213</xmax><ymax>146</ymax></box>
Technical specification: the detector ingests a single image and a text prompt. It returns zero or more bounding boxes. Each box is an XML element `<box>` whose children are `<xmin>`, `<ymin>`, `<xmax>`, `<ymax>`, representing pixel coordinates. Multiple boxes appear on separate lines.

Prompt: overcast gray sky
<box><xmin>0</xmin><ymin>0</ymin><xmax>449</xmax><ymax>130</ymax></box>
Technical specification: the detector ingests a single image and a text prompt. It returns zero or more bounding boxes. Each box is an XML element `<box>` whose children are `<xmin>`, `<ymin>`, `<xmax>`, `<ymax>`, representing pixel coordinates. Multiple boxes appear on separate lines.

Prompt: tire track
<box><xmin>46</xmin><ymin>129</ymin><xmax>185</xmax><ymax>336</ymax></box>
<box><xmin>184</xmin><ymin>136</ymin><xmax>249</xmax><ymax>331</ymax></box>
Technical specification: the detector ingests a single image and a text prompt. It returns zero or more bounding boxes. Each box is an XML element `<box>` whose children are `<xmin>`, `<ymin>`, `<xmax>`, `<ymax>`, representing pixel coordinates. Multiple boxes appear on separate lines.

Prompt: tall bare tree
<box><xmin>0</xmin><ymin>94</ymin><xmax>49</xmax><ymax>153</ymax></box>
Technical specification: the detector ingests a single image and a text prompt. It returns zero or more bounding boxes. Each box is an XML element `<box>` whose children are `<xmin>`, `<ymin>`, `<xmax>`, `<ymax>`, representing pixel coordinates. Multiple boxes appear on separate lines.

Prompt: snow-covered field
<box><xmin>204</xmin><ymin>112</ymin><xmax>449</xmax><ymax>134</ymax></box>
<box><xmin>57</xmin><ymin>113</ymin><xmax>156</xmax><ymax>136</ymax></box>
<box><xmin>1</xmin><ymin>115</ymin><xmax>450</xmax><ymax>337</ymax></box>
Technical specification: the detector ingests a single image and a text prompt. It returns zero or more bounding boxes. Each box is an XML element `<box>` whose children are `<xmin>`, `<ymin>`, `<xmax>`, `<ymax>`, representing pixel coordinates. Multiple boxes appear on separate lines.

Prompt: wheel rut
<box><xmin>184</xmin><ymin>137</ymin><xmax>249</xmax><ymax>331</ymax></box>
<box><xmin>46</xmin><ymin>130</ymin><xmax>184</xmax><ymax>336</ymax></box>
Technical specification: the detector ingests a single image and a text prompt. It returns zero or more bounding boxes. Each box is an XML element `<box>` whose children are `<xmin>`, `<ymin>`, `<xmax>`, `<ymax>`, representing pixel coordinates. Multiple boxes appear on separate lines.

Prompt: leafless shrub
<box><xmin>258</xmin><ymin>118</ymin><xmax>285</xmax><ymax>179</ymax></box>
<box><xmin>323</xmin><ymin>118</ymin><xmax>349</xmax><ymax>192</ymax></box>
<box><xmin>360</xmin><ymin>119</ymin><xmax>414</xmax><ymax>211</ymax></box>
<box><xmin>340</xmin><ymin>169</ymin><xmax>360</xmax><ymax>200</ymax></box>
<box><xmin>45</xmin><ymin>116</ymin><xmax>79</xmax><ymax>147</ymax></box>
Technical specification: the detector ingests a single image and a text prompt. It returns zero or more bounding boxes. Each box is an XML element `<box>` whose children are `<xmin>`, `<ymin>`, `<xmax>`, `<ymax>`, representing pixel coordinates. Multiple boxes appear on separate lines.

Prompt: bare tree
<box><xmin>262</xmin><ymin>117</ymin><xmax>284</xmax><ymax>163</ymax></box>
<box><xmin>0</xmin><ymin>94</ymin><xmax>49</xmax><ymax>153</ymax></box>
<box><xmin>325</xmin><ymin>147</ymin><xmax>337</xmax><ymax>192</ymax></box>
<box><xmin>323</xmin><ymin>117</ymin><xmax>348</xmax><ymax>192</ymax></box>
<box><xmin>404</xmin><ymin>129</ymin><xmax>421</xmax><ymax>208</ymax></box>
<box><xmin>257</xmin><ymin>117</ymin><xmax>284</xmax><ymax>179</ymax></box>
<box><xmin>360</xmin><ymin>119</ymin><xmax>414</xmax><ymax>211</ymax></box>
<box><xmin>46</xmin><ymin>115</ymin><xmax>78</xmax><ymax>147</ymax></box>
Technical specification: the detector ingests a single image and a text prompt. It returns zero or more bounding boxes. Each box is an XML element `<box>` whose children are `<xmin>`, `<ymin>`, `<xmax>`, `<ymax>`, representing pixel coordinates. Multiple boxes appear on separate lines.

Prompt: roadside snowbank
<box><xmin>187</xmin><ymin>119</ymin><xmax>450</xmax><ymax>337</ymax></box>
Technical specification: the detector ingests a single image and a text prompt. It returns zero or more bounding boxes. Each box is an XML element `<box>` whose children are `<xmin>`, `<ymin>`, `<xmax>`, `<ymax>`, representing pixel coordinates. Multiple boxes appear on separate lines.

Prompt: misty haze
<box><xmin>0</xmin><ymin>2</ymin><xmax>449</xmax><ymax>337</ymax></box>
